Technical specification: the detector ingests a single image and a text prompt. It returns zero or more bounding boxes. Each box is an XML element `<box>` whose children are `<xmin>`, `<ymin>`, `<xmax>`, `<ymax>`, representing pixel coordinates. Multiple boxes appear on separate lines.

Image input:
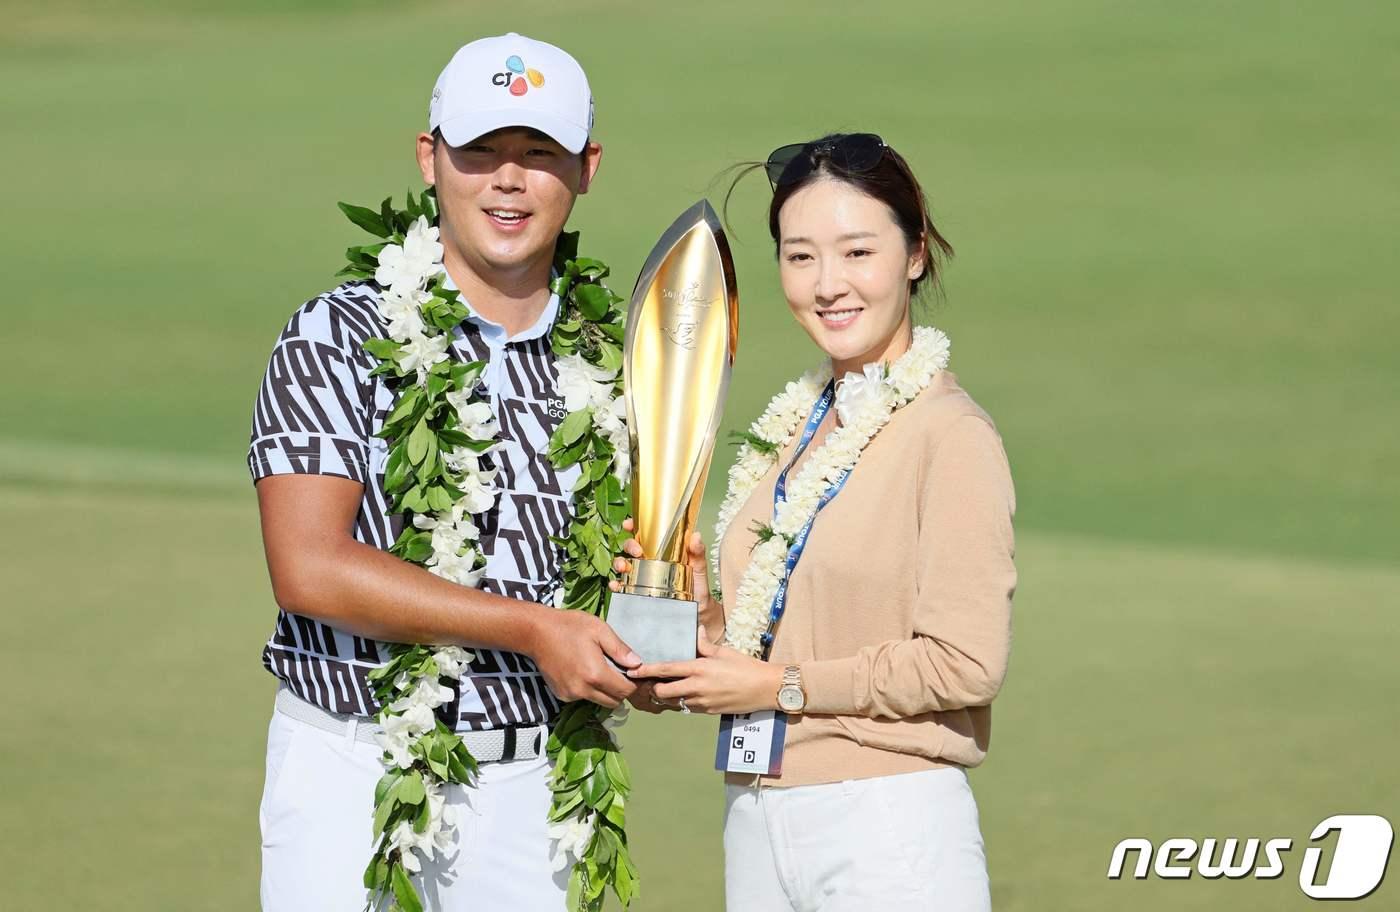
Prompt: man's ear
<box><xmin>416</xmin><ymin>132</ymin><xmax>437</xmax><ymax>186</ymax></box>
<box><xmin>577</xmin><ymin>141</ymin><xmax>603</xmax><ymax>195</ymax></box>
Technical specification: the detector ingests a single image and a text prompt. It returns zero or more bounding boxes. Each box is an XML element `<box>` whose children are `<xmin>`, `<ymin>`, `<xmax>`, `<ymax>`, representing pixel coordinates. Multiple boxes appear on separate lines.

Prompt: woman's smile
<box><xmin>816</xmin><ymin>305</ymin><xmax>864</xmax><ymax>330</ymax></box>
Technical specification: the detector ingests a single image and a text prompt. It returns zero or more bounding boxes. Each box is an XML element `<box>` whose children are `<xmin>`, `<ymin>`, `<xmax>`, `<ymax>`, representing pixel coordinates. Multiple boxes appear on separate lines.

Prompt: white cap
<box><xmin>428</xmin><ymin>33</ymin><xmax>594</xmax><ymax>154</ymax></box>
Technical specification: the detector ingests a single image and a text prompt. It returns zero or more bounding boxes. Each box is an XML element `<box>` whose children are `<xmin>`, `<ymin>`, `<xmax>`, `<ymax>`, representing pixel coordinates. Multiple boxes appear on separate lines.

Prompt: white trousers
<box><xmin>724</xmin><ymin>768</ymin><xmax>991</xmax><ymax>912</ymax></box>
<box><xmin>259</xmin><ymin>705</ymin><xmax>568</xmax><ymax>911</ymax></box>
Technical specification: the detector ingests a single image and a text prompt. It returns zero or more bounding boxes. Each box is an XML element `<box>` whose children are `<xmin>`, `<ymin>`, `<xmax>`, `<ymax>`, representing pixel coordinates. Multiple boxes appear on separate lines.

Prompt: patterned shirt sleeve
<box><xmin>247</xmin><ymin>291</ymin><xmax>378</xmax><ymax>485</ymax></box>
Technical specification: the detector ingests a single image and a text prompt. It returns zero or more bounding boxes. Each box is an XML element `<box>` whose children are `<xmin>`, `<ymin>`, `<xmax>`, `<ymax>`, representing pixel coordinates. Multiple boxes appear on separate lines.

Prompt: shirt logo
<box><xmin>491</xmin><ymin>55</ymin><xmax>545</xmax><ymax>96</ymax></box>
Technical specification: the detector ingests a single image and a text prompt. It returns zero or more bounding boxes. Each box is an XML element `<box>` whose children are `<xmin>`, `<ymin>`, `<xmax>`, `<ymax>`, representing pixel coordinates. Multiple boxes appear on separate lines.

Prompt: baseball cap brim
<box><xmin>437</xmin><ymin>108</ymin><xmax>588</xmax><ymax>154</ymax></box>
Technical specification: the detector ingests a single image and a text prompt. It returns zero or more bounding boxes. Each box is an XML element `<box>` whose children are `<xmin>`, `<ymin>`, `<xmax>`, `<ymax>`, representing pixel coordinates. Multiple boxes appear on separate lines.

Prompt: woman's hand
<box><xmin>626</xmin><ymin>626</ymin><xmax>783</xmax><ymax>715</ymax></box>
<box><xmin>610</xmin><ymin>519</ymin><xmax>725</xmax><ymax>638</ymax></box>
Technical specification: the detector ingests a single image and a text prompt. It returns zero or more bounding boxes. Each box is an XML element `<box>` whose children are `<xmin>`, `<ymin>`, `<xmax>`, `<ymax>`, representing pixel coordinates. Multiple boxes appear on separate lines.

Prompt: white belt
<box><xmin>274</xmin><ymin>686</ymin><xmax>547</xmax><ymax>763</ymax></box>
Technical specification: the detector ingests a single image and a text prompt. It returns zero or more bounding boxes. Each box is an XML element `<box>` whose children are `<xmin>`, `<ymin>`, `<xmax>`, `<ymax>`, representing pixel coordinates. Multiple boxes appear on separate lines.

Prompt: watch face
<box><xmin>778</xmin><ymin>685</ymin><xmax>804</xmax><ymax>712</ymax></box>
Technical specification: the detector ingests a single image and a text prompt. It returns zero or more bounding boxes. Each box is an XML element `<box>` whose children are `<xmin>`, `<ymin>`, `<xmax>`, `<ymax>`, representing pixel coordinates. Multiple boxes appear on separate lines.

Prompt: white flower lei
<box><xmin>337</xmin><ymin>193</ymin><xmax>639</xmax><ymax>912</ymax></box>
<box><xmin>713</xmin><ymin>326</ymin><xmax>952</xmax><ymax>657</ymax></box>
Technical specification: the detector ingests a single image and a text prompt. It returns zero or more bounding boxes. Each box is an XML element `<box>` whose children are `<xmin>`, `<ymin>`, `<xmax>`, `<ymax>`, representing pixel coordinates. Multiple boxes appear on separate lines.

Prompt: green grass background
<box><xmin>2</xmin><ymin>1</ymin><xmax>1396</xmax><ymax>909</ymax></box>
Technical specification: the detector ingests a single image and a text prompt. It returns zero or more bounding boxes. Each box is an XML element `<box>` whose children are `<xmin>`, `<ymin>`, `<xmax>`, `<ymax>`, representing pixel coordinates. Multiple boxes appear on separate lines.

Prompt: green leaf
<box><xmin>586</xmin><ymin>857</ymin><xmax>608</xmax><ymax>899</ymax></box>
<box><xmin>372</xmin><ymin>789</ymin><xmax>396</xmax><ymax>836</ymax></box>
<box><xmin>385</xmin><ymin>446</ymin><xmax>410</xmax><ymax>492</ymax></box>
<box><xmin>374</xmin><ymin>770</ymin><xmax>402</xmax><ymax>806</ymax></box>
<box><xmin>604</xmin><ymin>788</ymin><xmax>627</xmax><ymax>827</ymax></box>
<box><xmin>421</xmin><ymin>436</ymin><xmax>440</xmax><ymax>479</ymax></box>
<box><xmin>407</xmin><ymin>418</ymin><xmax>430</xmax><ymax>465</ymax></box>
<box><xmin>549</xmin><ymin>704</ymin><xmax>593</xmax><ymax>755</ymax></box>
<box><xmin>439</xmin><ymin>431</ymin><xmax>494</xmax><ymax>452</ymax></box>
<box><xmin>615</xmin><ymin>845</ymin><xmax>638</xmax><ymax>905</ymax></box>
<box><xmin>571</xmin><ymin>257</ymin><xmax>610</xmax><ymax>279</ymax></box>
<box><xmin>555</xmin><ymin>230</ymin><xmax>580</xmax><ymax>265</ymax></box>
<box><xmin>338</xmin><ymin>201</ymin><xmax>391</xmax><ymax>238</ymax></box>
<box><xmin>363</xmin><ymin>854</ymin><xmax>389</xmax><ymax>891</ymax></box>
<box><xmin>401</xmin><ymin>484</ymin><xmax>429</xmax><ymax>513</ymax></box>
<box><xmin>450</xmin><ymin>360</ymin><xmax>486</xmax><ymax>389</ymax></box>
<box><xmin>429</xmin><ymin>736</ymin><xmax>448</xmax><ymax>768</ymax></box>
<box><xmin>566</xmin><ymin>866</ymin><xmax>585</xmax><ymax>911</ymax></box>
<box><xmin>384</xmin><ymin>386</ymin><xmax>423</xmax><ymax>427</ymax></box>
<box><xmin>552</xmin><ymin>432</ymin><xmax>590</xmax><ymax>468</ymax></box>
<box><xmin>426</xmin><ymin>483</ymin><xmax>452</xmax><ymax>511</ymax></box>
<box><xmin>447</xmin><ymin>750</ymin><xmax>473</xmax><ymax>783</ymax></box>
<box><xmin>563</xmin><ymin>576</ymin><xmax>602</xmax><ymax>612</ymax></box>
<box><xmin>336</xmin><ymin>262</ymin><xmax>372</xmax><ymax>279</ymax></box>
<box><xmin>592</xmin><ymin>823</ymin><xmax>617</xmax><ymax>865</ymax></box>
<box><xmin>587</xmin><ymin>453</ymin><xmax>612</xmax><ymax>482</ymax></box>
<box><xmin>555</xmin><ymin>409</ymin><xmax>591</xmax><ymax>448</ymax></box>
<box><xmin>599</xmin><ymin>474</ymin><xmax>627</xmax><ymax>526</ymax></box>
<box><xmin>597</xmin><ymin>340</ymin><xmax>623</xmax><ymax>375</ymax></box>
<box><xmin>549</xmin><ymin>788</ymin><xmax>586</xmax><ymax>822</ymax></box>
<box><xmin>604</xmin><ymin>750</ymin><xmax>631</xmax><ymax>793</ymax></box>
<box><xmin>364</xmin><ymin>337</ymin><xmax>403</xmax><ymax>361</ymax></box>
<box><xmin>580</xmin><ymin>765</ymin><xmax>610</xmax><ymax>807</ymax></box>
<box><xmin>589</xmin><ymin>540</ymin><xmax>613</xmax><ymax>577</ymax></box>
<box><xmin>565</xmin><ymin>748</ymin><xmax>596</xmax><ymax>783</ymax></box>
<box><xmin>402</xmin><ymin>532</ymin><xmax>433</xmax><ymax>563</ymax></box>
<box><xmin>380</xmin><ymin>196</ymin><xmax>400</xmax><ymax>235</ymax></box>
<box><xmin>390</xmin><ymin>862</ymin><xmax>425</xmax><ymax>912</ymax></box>
<box><xmin>398</xmin><ymin>770</ymin><xmax>426</xmax><ymax>805</ymax></box>
<box><xmin>574</xmin><ymin>284</ymin><xmax>612</xmax><ymax>321</ymax></box>
<box><xmin>368</xmin><ymin>359</ymin><xmax>402</xmax><ymax>379</ymax></box>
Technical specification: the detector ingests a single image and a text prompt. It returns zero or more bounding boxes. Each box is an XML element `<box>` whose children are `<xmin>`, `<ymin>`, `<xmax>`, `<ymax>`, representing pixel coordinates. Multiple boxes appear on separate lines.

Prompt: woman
<box><xmin>618</xmin><ymin>133</ymin><xmax>1016</xmax><ymax>911</ymax></box>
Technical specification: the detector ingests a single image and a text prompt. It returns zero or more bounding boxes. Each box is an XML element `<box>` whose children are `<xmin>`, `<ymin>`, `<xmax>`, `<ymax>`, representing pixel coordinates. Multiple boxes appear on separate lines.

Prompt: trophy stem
<box><xmin>623</xmin><ymin>559</ymin><xmax>692</xmax><ymax>600</ymax></box>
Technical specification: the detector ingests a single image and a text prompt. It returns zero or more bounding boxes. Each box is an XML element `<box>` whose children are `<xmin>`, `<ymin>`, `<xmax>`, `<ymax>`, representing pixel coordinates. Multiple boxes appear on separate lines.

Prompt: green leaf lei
<box><xmin>335</xmin><ymin>190</ymin><xmax>638</xmax><ymax>911</ymax></box>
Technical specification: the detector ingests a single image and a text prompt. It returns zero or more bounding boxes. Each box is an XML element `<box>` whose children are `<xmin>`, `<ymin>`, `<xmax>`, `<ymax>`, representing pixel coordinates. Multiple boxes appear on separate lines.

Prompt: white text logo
<box><xmin>1107</xmin><ymin>815</ymin><xmax>1393</xmax><ymax>900</ymax></box>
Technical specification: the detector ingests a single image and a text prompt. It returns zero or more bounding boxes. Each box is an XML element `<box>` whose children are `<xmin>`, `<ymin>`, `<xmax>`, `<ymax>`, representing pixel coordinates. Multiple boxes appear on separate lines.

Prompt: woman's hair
<box><xmin>724</xmin><ymin>133</ymin><xmax>954</xmax><ymax>298</ymax></box>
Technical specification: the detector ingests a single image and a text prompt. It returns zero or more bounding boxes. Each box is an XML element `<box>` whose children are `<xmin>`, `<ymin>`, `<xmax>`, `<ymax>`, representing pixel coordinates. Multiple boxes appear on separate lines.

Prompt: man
<box><xmin>248</xmin><ymin>33</ymin><xmax>638</xmax><ymax>910</ymax></box>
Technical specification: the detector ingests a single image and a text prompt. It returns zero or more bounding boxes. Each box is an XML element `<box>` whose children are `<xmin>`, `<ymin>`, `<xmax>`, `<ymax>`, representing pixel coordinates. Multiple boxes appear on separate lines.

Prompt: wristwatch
<box><xmin>776</xmin><ymin>664</ymin><xmax>806</xmax><ymax>713</ymax></box>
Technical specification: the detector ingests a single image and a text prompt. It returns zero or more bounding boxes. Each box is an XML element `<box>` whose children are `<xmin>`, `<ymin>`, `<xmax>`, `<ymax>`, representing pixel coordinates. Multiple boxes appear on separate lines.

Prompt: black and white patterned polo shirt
<box><xmin>247</xmin><ymin>279</ymin><xmax>579</xmax><ymax>731</ymax></box>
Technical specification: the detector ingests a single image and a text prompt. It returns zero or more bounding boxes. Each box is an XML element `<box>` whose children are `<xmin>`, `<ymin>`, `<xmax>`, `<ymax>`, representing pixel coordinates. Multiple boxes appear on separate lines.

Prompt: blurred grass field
<box><xmin>3</xmin><ymin>1</ymin><xmax>1397</xmax><ymax>909</ymax></box>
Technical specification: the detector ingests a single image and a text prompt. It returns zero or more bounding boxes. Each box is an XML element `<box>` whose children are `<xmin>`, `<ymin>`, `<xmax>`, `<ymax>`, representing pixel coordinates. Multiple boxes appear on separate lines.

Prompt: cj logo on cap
<box><xmin>491</xmin><ymin>55</ymin><xmax>545</xmax><ymax>96</ymax></box>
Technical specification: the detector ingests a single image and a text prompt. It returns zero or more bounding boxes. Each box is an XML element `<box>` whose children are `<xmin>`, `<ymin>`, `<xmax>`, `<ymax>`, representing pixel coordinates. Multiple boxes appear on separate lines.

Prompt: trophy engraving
<box><xmin>605</xmin><ymin>200</ymin><xmax>739</xmax><ymax>663</ymax></box>
<box><xmin>661</xmin><ymin>282</ymin><xmax>715</xmax><ymax>350</ymax></box>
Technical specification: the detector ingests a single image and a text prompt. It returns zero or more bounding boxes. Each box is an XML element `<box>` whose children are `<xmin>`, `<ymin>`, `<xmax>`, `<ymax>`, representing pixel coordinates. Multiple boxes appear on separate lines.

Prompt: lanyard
<box><xmin>760</xmin><ymin>381</ymin><xmax>852</xmax><ymax>660</ymax></box>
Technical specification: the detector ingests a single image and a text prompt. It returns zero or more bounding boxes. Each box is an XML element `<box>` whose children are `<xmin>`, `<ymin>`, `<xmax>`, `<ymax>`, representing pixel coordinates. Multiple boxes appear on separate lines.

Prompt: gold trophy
<box><xmin>606</xmin><ymin>200</ymin><xmax>739</xmax><ymax>663</ymax></box>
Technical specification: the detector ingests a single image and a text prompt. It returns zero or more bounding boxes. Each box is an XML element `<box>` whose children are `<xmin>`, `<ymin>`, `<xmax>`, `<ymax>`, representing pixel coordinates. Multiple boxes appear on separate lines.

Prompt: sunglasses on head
<box><xmin>765</xmin><ymin>133</ymin><xmax>888</xmax><ymax>190</ymax></box>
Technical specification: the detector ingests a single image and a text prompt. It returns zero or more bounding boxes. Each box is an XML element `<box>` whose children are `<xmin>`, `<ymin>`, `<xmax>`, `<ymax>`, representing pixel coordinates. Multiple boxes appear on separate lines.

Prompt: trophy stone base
<box><xmin>606</xmin><ymin>592</ymin><xmax>698</xmax><ymax>665</ymax></box>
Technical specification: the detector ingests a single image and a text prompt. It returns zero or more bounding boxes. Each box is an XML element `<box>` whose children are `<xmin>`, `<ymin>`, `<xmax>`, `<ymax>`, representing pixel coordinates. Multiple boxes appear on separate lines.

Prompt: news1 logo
<box><xmin>1108</xmin><ymin>814</ymin><xmax>1393</xmax><ymax>900</ymax></box>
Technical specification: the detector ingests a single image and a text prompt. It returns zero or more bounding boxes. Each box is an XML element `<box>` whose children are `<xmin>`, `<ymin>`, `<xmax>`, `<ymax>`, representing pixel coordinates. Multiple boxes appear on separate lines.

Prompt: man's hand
<box><xmin>626</xmin><ymin>679</ymin><xmax>670</xmax><ymax>714</ymax></box>
<box><xmin>527</xmin><ymin>608</ymin><xmax>640</xmax><ymax>708</ymax></box>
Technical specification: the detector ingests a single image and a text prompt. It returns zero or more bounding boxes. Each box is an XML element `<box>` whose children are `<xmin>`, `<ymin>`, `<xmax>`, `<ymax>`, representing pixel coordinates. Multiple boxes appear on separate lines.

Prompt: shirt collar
<box><xmin>442</xmin><ymin>268</ymin><xmax>560</xmax><ymax>345</ymax></box>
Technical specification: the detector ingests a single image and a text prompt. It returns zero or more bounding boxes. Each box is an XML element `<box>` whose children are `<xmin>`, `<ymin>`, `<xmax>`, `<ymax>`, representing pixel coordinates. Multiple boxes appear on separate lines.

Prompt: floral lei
<box><xmin>335</xmin><ymin>191</ymin><xmax>638</xmax><ymax>912</ymax></box>
<box><xmin>712</xmin><ymin>326</ymin><xmax>952</xmax><ymax>657</ymax></box>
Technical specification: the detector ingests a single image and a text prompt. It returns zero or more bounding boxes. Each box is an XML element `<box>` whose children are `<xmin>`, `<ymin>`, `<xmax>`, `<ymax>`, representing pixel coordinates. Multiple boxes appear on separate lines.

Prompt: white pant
<box><xmin>724</xmin><ymin>768</ymin><xmax>991</xmax><ymax>911</ymax></box>
<box><xmin>259</xmin><ymin>705</ymin><xmax>568</xmax><ymax>911</ymax></box>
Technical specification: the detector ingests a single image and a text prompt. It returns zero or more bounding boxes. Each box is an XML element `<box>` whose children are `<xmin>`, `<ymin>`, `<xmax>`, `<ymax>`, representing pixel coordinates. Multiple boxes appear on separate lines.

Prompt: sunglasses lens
<box><xmin>765</xmin><ymin>143</ymin><xmax>808</xmax><ymax>186</ymax></box>
<box><xmin>766</xmin><ymin>134</ymin><xmax>887</xmax><ymax>189</ymax></box>
<box><xmin>830</xmin><ymin>133</ymin><xmax>886</xmax><ymax>172</ymax></box>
